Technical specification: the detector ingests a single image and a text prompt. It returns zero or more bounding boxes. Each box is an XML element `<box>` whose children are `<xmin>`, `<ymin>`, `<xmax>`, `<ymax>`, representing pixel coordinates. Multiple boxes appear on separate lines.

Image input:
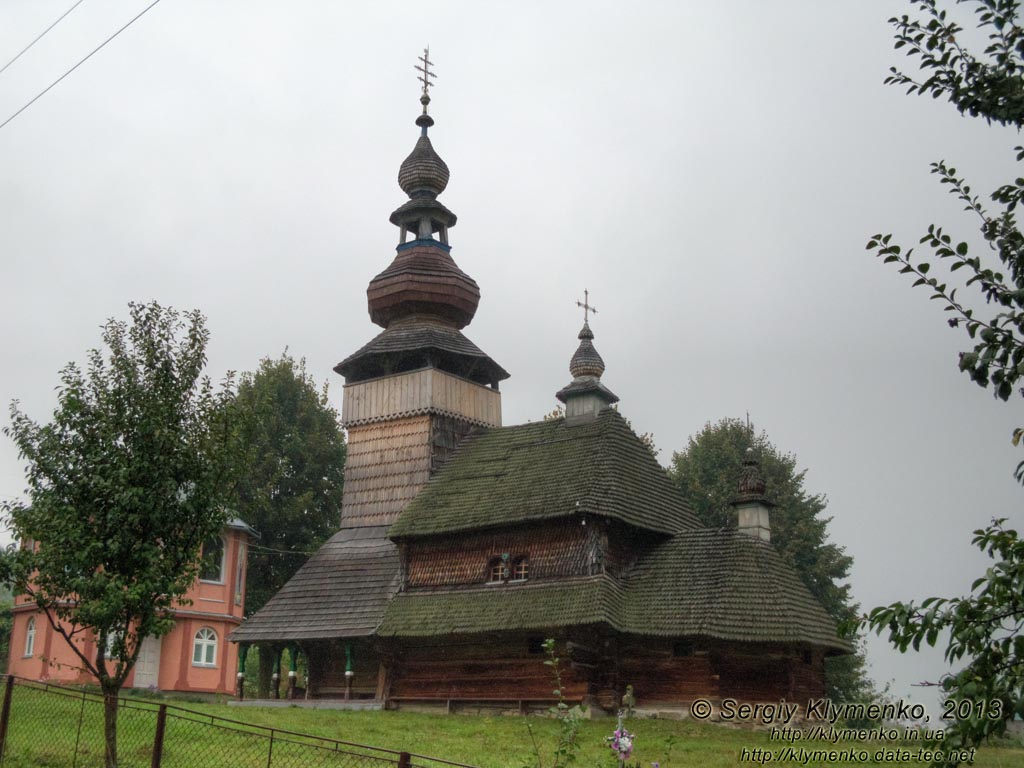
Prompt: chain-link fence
<box><xmin>0</xmin><ymin>675</ymin><xmax>477</xmax><ymax>768</ymax></box>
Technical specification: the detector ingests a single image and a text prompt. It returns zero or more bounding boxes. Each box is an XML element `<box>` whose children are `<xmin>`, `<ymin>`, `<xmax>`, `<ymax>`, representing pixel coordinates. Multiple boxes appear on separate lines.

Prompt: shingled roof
<box><xmin>377</xmin><ymin>575</ymin><xmax>624</xmax><ymax>637</ymax></box>
<box><xmin>379</xmin><ymin>530</ymin><xmax>847</xmax><ymax>652</ymax></box>
<box><xmin>387</xmin><ymin>409</ymin><xmax>702</xmax><ymax>539</ymax></box>
<box><xmin>334</xmin><ymin>322</ymin><xmax>509</xmax><ymax>386</ymax></box>
<box><xmin>622</xmin><ymin>530</ymin><xmax>850</xmax><ymax>652</ymax></box>
<box><xmin>230</xmin><ymin>526</ymin><xmax>399</xmax><ymax>642</ymax></box>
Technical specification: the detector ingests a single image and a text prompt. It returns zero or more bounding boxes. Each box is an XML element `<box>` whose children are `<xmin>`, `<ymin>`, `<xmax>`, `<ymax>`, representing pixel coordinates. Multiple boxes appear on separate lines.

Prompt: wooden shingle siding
<box><xmin>407</xmin><ymin>520</ymin><xmax>590</xmax><ymax>588</ymax></box>
<box><xmin>342</xmin><ymin>368</ymin><xmax>501</xmax><ymax>428</ymax></box>
<box><xmin>341</xmin><ymin>415</ymin><xmax>433</xmax><ymax>527</ymax></box>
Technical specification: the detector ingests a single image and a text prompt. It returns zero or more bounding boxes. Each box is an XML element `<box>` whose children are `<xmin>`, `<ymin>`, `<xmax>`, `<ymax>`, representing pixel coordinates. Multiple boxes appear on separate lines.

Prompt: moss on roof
<box><xmin>388</xmin><ymin>409</ymin><xmax>701</xmax><ymax>539</ymax></box>
<box><xmin>379</xmin><ymin>530</ymin><xmax>850</xmax><ymax>653</ymax></box>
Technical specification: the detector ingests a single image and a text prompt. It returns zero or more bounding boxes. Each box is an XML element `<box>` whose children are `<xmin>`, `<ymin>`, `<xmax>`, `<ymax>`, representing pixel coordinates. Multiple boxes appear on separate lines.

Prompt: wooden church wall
<box><xmin>342</xmin><ymin>415</ymin><xmax>433</xmax><ymax>526</ymax></box>
<box><xmin>406</xmin><ymin>520</ymin><xmax>592</xmax><ymax>587</ymax></box>
<box><xmin>387</xmin><ymin>635</ymin><xmax>588</xmax><ymax>705</ymax></box>
<box><xmin>342</xmin><ymin>411</ymin><xmax>484</xmax><ymax>527</ymax></box>
<box><xmin>618</xmin><ymin>638</ymin><xmax>719</xmax><ymax>704</ymax></box>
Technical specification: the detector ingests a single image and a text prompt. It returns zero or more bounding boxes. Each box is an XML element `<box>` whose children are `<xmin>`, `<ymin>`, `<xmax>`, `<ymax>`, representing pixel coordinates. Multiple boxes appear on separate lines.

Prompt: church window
<box><xmin>511</xmin><ymin>556</ymin><xmax>529</xmax><ymax>581</ymax></box>
<box><xmin>199</xmin><ymin>536</ymin><xmax>226</xmax><ymax>583</ymax></box>
<box><xmin>192</xmin><ymin>627</ymin><xmax>218</xmax><ymax>667</ymax></box>
<box><xmin>487</xmin><ymin>558</ymin><xmax>505</xmax><ymax>583</ymax></box>
<box><xmin>672</xmin><ymin>640</ymin><xmax>694</xmax><ymax>657</ymax></box>
<box><xmin>24</xmin><ymin>618</ymin><xmax>35</xmax><ymax>657</ymax></box>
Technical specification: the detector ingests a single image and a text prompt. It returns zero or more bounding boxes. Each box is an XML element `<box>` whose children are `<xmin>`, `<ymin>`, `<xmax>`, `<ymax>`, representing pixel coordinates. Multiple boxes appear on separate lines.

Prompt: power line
<box><xmin>249</xmin><ymin>544</ymin><xmax>315</xmax><ymax>558</ymax></box>
<box><xmin>0</xmin><ymin>0</ymin><xmax>163</xmax><ymax>132</ymax></box>
<box><xmin>0</xmin><ymin>0</ymin><xmax>87</xmax><ymax>77</ymax></box>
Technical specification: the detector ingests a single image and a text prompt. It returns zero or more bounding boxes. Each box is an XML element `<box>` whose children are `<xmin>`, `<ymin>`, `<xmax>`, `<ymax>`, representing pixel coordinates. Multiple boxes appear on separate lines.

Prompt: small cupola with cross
<box><xmin>556</xmin><ymin>290</ymin><xmax>619</xmax><ymax>424</ymax></box>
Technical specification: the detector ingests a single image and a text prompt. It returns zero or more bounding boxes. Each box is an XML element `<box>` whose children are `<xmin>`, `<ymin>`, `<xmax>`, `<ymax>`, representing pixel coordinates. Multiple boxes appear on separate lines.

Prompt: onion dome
<box><xmin>336</xmin><ymin>51</ymin><xmax>508</xmax><ymax>389</ymax></box>
<box><xmin>569</xmin><ymin>322</ymin><xmax>605</xmax><ymax>378</ymax></box>
<box><xmin>556</xmin><ymin>314</ymin><xmax>618</xmax><ymax>413</ymax></box>
<box><xmin>730</xmin><ymin>449</ymin><xmax>775</xmax><ymax>508</ymax></box>
<box><xmin>367</xmin><ymin>242</ymin><xmax>480</xmax><ymax>329</ymax></box>
<box><xmin>398</xmin><ymin>135</ymin><xmax>449</xmax><ymax>198</ymax></box>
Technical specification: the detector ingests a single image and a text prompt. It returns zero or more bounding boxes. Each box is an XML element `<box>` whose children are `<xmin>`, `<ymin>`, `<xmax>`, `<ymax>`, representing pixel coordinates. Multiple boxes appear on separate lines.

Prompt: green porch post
<box><xmin>271</xmin><ymin>646</ymin><xmax>282</xmax><ymax>700</ymax></box>
<box><xmin>286</xmin><ymin>644</ymin><xmax>299</xmax><ymax>700</ymax></box>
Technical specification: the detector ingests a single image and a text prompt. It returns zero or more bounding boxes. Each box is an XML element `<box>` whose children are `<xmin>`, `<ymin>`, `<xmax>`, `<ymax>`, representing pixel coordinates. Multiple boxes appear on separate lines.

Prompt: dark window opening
<box><xmin>672</xmin><ymin>640</ymin><xmax>694</xmax><ymax>657</ymax></box>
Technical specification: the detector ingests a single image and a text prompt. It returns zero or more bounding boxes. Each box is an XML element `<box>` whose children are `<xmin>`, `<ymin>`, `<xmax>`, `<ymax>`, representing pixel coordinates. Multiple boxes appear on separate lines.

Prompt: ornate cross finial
<box><xmin>415</xmin><ymin>46</ymin><xmax>436</xmax><ymax>98</ymax></box>
<box><xmin>576</xmin><ymin>289</ymin><xmax>598</xmax><ymax>323</ymax></box>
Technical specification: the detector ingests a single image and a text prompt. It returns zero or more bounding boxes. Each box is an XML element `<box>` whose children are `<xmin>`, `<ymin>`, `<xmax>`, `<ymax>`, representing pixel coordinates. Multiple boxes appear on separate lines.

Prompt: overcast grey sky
<box><xmin>1</xmin><ymin>1</ymin><xmax>1019</xmax><ymax>718</ymax></box>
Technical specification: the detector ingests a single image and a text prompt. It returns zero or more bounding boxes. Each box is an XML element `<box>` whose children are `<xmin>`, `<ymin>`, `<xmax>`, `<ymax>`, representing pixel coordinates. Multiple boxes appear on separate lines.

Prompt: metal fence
<box><xmin>0</xmin><ymin>675</ymin><xmax>479</xmax><ymax>768</ymax></box>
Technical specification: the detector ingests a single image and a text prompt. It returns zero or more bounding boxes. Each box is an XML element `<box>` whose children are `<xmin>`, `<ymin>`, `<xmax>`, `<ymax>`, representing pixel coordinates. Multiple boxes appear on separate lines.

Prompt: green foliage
<box><xmin>862</xmin><ymin>519</ymin><xmax>1022</xmax><ymax>756</ymax></box>
<box><xmin>885</xmin><ymin>0</ymin><xmax>1024</xmax><ymax>126</ymax></box>
<box><xmin>232</xmin><ymin>352</ymin><xmax>346</xmax><ymax>617</ymax></box>
<box><xmin>522</xmin><ymin>638</ymin><xmax>585</xmax><ymax>768</ymax></box>
<box><xmin>867</xmin><ymin>0</ymin><xmax>1024</xmax><ymax>408</ymax></box>
<box><xmin>0</xmin><ymin>301</ymin><xmax>240</xmax><ymax>767</ymax></box>
<box><xmin>668</xmin><ymin>418</ymin><xmax>873</xmax><ymax>703</ymax></box>
<box><xmin>231</xmin><ymin>352</ymin><xmax>345</xmax><ymax>696</ymax></box>
<box><xmin>861</xmin><ymin>2</ymin><xmax>1024</xmax><ymax>763</ymax></box>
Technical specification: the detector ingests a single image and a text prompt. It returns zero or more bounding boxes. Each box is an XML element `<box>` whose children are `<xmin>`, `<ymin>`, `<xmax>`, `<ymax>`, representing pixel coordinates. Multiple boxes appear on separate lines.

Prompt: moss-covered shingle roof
<box><xmin>230</xmin><ymin>526</ymin><xmax>399</xmax><ymax>643</ymax></box>
<box><xmin>388</xmin><ymin>409</ymin><xmax>701</xmax><ymax>539</ymax></box>
<box><xmin>379</xmin><ymin>530</ymin><xmax>849</xmax><ymax>653</ymax></box>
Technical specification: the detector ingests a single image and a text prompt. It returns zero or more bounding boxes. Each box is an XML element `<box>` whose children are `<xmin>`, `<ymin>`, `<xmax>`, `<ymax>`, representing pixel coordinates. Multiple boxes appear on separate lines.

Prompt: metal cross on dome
<box><xmin>576</xmin><ymin>289</ymin><xmax>598</xmax><ymax>323</ymax></box>
<box><xmin>415</xmin><ymin>46</ymin><xmax>436</xmax><ymax>96</ymax></box>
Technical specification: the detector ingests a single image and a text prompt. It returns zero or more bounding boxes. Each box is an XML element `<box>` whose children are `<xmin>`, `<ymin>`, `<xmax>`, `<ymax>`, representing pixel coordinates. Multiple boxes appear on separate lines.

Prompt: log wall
<box><xmin>387</xmin><ymin>636</ymin><xmax>588</xmax><ymax>703</ymax></box>
<box><xmin>618</xmin><ymin>638</ymin><xmax>719</xmax><ymax>704</ymax></box>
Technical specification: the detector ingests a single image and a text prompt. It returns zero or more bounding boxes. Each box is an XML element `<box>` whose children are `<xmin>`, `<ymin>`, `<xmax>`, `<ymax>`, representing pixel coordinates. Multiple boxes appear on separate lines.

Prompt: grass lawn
<box><xmin>188</xmin><ymin>704</ymin><xmax>1024</xmax><ymax>768</ymax></box>
<box><xmin>4</xmin><ymin>686</ymin><xmax>1024</xmax><ymax>767</ymax></box>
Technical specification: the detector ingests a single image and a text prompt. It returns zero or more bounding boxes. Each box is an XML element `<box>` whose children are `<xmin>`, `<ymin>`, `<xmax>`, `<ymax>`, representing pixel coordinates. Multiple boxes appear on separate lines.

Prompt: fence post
<box><xmin>150</xmin><ymin>704</ymin><xmax>167</xmax><ymax>768</ymax></box>
<box><xmin>397</xmin><ymin>752</ymin><xmax>411</xmax><ymax>768</ymax></box>
<box><xmin>0</xmin><ymin>675</ymin><xmax>15</xmax><ymax>761</ymax></box>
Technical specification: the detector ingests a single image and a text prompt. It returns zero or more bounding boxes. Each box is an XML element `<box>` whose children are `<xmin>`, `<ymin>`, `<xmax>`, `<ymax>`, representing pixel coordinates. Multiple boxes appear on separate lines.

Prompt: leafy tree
<box><xmin>232</xmin><ymin>353</ymin><xmax>345</xmax><ymax>696</ymax></box>
<box><xmin>669</xmin><ymin>418</ymin><xmax>873</xmax><ymax>703</ymax></box>
<box><xmin>0</xmin><ymin>302</ymin><xmax>239</xmax><ymax>768</ymax></box>
<box><xmin>860</xmin><ymin>0</ymin><xmax>1024</xmax><ymax>759</ymax></box>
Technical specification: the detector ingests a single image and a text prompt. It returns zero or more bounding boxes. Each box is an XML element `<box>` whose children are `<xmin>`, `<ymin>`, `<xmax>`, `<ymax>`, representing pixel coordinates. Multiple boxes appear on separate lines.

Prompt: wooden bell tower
<box><xmin>334</xmin><ymin>49</ymin><xmax>508</xmax><ymax>528</ymax></box>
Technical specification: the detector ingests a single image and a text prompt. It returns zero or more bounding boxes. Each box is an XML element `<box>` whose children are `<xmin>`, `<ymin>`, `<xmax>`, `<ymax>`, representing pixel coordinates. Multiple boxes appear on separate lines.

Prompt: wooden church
<box><xmin>230</xmin><ymin>55</ymin><xmax>849</xmax><ymax>711</ymax></box>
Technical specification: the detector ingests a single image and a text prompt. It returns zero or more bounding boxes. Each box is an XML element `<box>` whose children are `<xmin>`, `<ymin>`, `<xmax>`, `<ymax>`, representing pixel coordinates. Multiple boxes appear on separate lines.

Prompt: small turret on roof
<box><xmin>556</xmin><ymin>290</ymin><xmax>618</xmax><ymax>423</ymax></box>
<box><xmin>730</xmin><ymin>448</ymin><xmax>773</xmax><ymax>541</ymax></box>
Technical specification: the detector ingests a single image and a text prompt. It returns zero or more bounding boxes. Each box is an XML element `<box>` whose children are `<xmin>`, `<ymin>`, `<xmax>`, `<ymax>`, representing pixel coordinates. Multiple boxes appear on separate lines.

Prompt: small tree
<box><xmin>232</xmin><ymin>352</ymin><xmax>345</xmax><ymax>696</ymax></box>
<box><xmin>669</xmin><ymin>418</ymin><xmax>874</xmax><ymax>703</ymax></box>
<box><xmin>0</xmin><ymin>302</ymin><xmax>239</xmax><ymax>768</ymax></box>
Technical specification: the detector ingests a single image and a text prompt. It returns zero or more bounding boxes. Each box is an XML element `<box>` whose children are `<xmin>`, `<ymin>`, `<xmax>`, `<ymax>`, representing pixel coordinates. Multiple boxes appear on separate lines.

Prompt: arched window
<box><xmin>511</xmin><ymin>556</ymin><xmax>529</xmax><ymax>581</ymax></box>
<box><xmin>192</xmin><ymin>627</ymin><xmax>218</xmax><ymax>667</ymax></box>
<box><xmin>486</xmin><ymin>558</ymin><xmax>505</xmax><ymax>584</ymax></box>
<box><xmin>24</xmin><ymin>617</ymin><xmax>35</xmax><ymax>657</ymax></box>
<box><xmin>199</xmin><ymin>536</ymin><xmax>226</xmax><ymax>583</ymax></box>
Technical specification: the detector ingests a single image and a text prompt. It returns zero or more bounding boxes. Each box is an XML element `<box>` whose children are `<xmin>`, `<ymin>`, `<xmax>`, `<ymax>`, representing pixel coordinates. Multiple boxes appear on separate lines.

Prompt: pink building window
<box><xmin>199</xmin><ymin>537</ymin><xmax>226</xmax><ymax>583</ymax></box>
<box><xmin>23</xmin><ymin>618</ymin><xmax>35</xmax><ymax>657</ymax></box>
<box><xmin>192</xmin><ymin>627</ymin><xmax>218</xmax><ymax>667</ymax></box>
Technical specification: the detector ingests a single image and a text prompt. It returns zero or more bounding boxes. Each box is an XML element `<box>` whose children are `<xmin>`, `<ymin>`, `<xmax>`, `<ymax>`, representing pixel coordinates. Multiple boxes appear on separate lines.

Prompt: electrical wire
<box><xmin>0</xmin><ymin>0</ymin><xmax>163</xmax><ymax>132</ymax></box>
<box><xmin>0</xmin><ymin>0</ymin><xmax>87</xmax><ymax>77</ymax></box>
<box><xmin>249</xmin><ymin>544</ymin><xmax>316</xmax><ymax>558</ymax></box>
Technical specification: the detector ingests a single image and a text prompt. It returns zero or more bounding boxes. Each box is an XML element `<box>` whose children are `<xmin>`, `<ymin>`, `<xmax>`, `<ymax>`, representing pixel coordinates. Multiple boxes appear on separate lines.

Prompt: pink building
<box><xmin>8</xmin><ymin>519</ymin><xmax>256</xmax><ymax>695</ymax></box>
